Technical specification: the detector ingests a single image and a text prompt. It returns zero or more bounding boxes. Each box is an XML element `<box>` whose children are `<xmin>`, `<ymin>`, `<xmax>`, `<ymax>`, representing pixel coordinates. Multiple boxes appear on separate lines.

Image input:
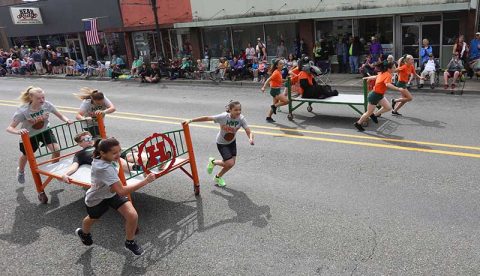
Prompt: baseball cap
<box><xmin>476</xmin><ymin>32</ymin><xmax>480</xmax><ymax>35</ymax></box>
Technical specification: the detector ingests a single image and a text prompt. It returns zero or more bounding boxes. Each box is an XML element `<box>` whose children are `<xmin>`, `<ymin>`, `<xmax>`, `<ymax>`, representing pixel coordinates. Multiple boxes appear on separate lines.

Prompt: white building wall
<box><xmin>190</xmin><ymin>0</ymin><xmax>472</xmax><ymax>21</ymax></box>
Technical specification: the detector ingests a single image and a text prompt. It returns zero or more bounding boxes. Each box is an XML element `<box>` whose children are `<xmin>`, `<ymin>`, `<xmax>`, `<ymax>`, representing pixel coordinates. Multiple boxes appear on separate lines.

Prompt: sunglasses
<box><xmin>81</xmin><ymin>136</ymin><xmax>93</xmax><ymax>142</ymax></box>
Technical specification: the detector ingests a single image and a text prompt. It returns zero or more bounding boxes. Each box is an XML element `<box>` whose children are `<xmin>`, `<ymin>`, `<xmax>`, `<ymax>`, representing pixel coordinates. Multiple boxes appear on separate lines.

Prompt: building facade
<box><xmin>174</xmin><ymin>0</ymin><xmax>479</xmax><ymax>67</ymax></box>
<box><xmin>0</xmin><ymin>0</ymin><xmax>124</xmax><ymax>62</ymax></box>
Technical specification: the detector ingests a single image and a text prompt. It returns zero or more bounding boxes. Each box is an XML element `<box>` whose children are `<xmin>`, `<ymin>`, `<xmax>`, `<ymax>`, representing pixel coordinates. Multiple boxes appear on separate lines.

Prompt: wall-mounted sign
<box><xmin>10</xmin><ymin>7</ymin><xmax>43</xmax><ymax>25</ymax></box>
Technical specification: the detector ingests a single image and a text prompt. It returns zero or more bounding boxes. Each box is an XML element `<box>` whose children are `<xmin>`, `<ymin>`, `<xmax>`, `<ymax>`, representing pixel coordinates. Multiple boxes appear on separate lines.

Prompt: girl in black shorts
<box><xmin>75</xmin><ymin>138</ymin><xmax>156</xmax><ymax>256</ymax></box>
<box><xmin>183</xmin><ymin>101</ymin><xmax>254</xmax><ymax>187</ymax></box>
<box><xmin>6</xmin><ymin>86</ymin><xmax>72</xmax><ymax>184</ymax></box>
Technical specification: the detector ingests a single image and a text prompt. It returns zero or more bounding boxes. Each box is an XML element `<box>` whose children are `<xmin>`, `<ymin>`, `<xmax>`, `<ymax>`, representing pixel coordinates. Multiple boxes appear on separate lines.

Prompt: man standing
<box><xmin>420</xmin><ymin>39</ymin><xmax>433</xmax><ymax>65</ymax></box>
<box><xmin>32</xmin><ymin>48</ymin><xmax>44</xmax><ymax>74</ymax></box>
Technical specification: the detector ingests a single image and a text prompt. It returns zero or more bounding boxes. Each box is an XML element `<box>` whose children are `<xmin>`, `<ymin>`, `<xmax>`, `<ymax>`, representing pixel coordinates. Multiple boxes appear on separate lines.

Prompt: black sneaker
<box><xmin>370</xmin><ymin>114</ymin><xmax>378</xmax><ymax>124</ymax></box>
<box><xmin>125</xmin><ymin>240</ymin><xmax>145</xmax><ymax>256</ymax></box>
<box><xmin>430</xmin><ymin>84</ymin><xmax>435</xmax><ymax>89</ymax></box>
<box><xmin>391</xmin><ymin>98</ymin><xmax>397</xmax><ymax>110</ymax></box>
<box><xmin>270</xmin><ymin>105</ymin><xmax>277</xmax><ymax>115</ymax></box>
<box><xmin>392</xmin><ymin>111</ymin><xmax>402</xmax><ymax>116</ymax></box>
<box><xmin>353</xmin><ymin>122</ymin><xmax>365</xmax><ymax>132</ymax></box>
<box><xmin>75</xmin><ymin>228</ymin><xmax>93</xmax><ymax>246</ymax></box>
<box><xmin>266</xmin><ymin>117</ymin><xmax>275</xmax><ymax>123</ymax></box>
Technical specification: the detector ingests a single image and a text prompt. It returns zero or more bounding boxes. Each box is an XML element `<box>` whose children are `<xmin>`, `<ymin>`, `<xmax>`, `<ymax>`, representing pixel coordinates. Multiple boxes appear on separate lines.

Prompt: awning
<box><xmin>174</xmin><ymin>2</ymin><xmax>471</xmax><ymax>28</ymax></box>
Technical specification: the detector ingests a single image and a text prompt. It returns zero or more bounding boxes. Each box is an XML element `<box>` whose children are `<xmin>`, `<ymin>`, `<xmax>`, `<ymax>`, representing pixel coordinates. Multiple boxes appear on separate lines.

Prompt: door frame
<box><xmin>400</xmin><ymin>19</ymin><xmax>443</xmax><ymax>67</ymax></box>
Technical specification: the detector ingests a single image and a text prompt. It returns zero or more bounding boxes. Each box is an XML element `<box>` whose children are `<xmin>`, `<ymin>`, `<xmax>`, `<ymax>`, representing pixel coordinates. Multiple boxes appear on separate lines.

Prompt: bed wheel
<box><xmin>287</xmin><ymin>113</ymin><xmax>294</xmax><ymax>121</ymax></box>
<box><xmin>307</xmin><ymin>105</ymin><xmax>313</xmax><ymax>112</ymax></box>
<box><xmin>38</xmin><ymin>192</ymin><xmax>48</xmax><ymax>204</ymax></box>
<box><xmin>194</xmin><ymin>185</ymin><xmax>200</xmax><ymax>196</ymax></box>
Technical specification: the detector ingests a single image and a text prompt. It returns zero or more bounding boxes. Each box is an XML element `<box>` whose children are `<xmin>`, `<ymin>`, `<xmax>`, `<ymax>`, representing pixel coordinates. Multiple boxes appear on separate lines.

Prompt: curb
<box><xmin>3</xmin><ymin>75</ymin><xmax>478</xmax><ymax>95</ymax></box>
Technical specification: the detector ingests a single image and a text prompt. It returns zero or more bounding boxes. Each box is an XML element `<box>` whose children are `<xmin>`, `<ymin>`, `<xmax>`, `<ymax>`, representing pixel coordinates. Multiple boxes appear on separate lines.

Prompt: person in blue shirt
<box><xmin>420</xmin><ymin>38</ymin><xmax>433</xmax><ymax>65</ymax></box>
<box><xmin>469</xmin><ymin>32</ymin><xmax>480</xmax><ymax>61</ymax></box>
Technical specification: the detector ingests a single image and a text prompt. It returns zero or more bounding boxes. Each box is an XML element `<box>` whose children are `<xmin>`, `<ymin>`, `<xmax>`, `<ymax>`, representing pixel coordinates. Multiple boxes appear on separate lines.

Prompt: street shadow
<box><xmin>400</xmin><ymin>116</ymin><xmax>447</xmax><ymax>129</ymax></box>
<box><xmin>272</xmin><ymin>121</ymin><xmax>305</xmax><ymax>137</ymax></box>
<box><xmin>0</xmin><ymin>187</ymin><xmax>205</xmax><ymax>275</ymax></box>
<box><xmin>365</xmin><ymin>120</ymin><xmax>433</xmax><ymax>150</ymax></box>
<box><xmin>289</xmin><ymin>113</ymin><xmax>359</xmax><ymax>130</ymax></box>
<box><xmin>201</xmin><ymin>187</ymin><xmax>271</xmax><ymax>231</ymax></box>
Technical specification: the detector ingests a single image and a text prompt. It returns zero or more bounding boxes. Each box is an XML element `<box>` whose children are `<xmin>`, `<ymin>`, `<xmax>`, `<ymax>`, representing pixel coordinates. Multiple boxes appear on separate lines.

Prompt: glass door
<box><xmin>401</xmin><ymin>24</ymin><xmax>420</xmax><ymax>58</ymax></box>
<box><xmin>66</xmin><ymin>39</ymin><xmax>82</xmax><ymax>61</ymax></box>
<box><xmin>401</xmin><ymin>22</ymin><xmax>441</xmax><ymax>63</ymax></box>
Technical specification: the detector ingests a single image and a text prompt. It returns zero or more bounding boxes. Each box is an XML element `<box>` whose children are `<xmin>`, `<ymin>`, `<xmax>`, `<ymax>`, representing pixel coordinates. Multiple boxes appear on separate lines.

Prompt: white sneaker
<box><xmin>253</xmin><ymin>77</ymin><xmax>258</xmax><ymax>82</ymax></box>
<box><xmin>17</xmin><ymin>167</ymin><xmax>25</xmax><ymax>184</ymax></box>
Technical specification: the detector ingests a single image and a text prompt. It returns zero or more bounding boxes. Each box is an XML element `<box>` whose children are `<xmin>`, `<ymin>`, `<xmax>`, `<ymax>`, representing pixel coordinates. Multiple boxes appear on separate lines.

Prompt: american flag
<box><xmin>84</xmin><ymin>19</ymin><xmax>100</xmax><ymax>45</ymax></box>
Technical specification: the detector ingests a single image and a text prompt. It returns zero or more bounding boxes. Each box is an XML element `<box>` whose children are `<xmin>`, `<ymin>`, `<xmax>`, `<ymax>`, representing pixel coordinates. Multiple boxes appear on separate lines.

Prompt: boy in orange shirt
<box><xmin>392</xmin><ymin>55</ymin><xmax>423</xmax><ymax>115</ymax></box>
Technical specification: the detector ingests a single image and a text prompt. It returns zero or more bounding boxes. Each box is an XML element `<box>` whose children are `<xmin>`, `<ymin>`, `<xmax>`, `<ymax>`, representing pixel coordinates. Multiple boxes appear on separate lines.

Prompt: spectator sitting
<box><xmin>469</xmin><ymin>32</ymin><xmax>480</xmax><ymax>77</ymax></box>
<box><xmin>276</xmin><ymin>40</ymin><xmax>288</xmax><ymax>58</ymax></box>
<box><xmin>138</xmin><ymin>63</ymin><xmax>148</xmax><ymax>82</ymax></box>
<box><xmin>96</xmin><ymin>61</ymin><xmax>106</xmax><ymax>78</ymax></box>
<box><xmin>111</xmin><ymin>63</ymin><xmax>122</xmax><ymax>80</ymax></box>
<box><xmin>65</xmin><ymin>57</ymin><xmax>77</xmax><ymax>76</ymax></box>
<box><xmin>24</xmin><ymin>57</ymin><xmax>35</xmax><ymax>75</ymax></box>
<box><xmin>359</xmin><ymin>54</ymin><xmax>376</xmax><ymax>76</ymax></box>
<box><xmin>443</xmin><ymin>53</ymin><xmax>464</xmax><ymax>91</ymax></box>
<box><xmin>194</xmin><ymin>59</ymin><xmax>206</xmax><ymax>80</ymax></box>
<box><xmin>11</xmin><ymin>58</ymin><xmax>21</xmax><ymax>74</ymax></box>
<box><xmin>85</xmin><ymin>56</ymin><xmax>97</xmax><ymax>78</ymax></box>
<box><xmin>258</xmin><ymin>60</ymin><xmax>268</xmax><ymax>83</ymax></box>
<box><xmin>286</xmin><ymin>54</ymin><xmax>297</xmax><ymax>71</ymax></box>
<box><xmin>209</xmin><ymin>57</ymin><xmax>228</xmax><ymax>81</ymax></box>
<box><xmin>168</xmin><ymin>58</ymin><xmax>181</xmax><ymax>80</ymax></box>
<box><xmin>144</xmin><ymin>62</ymin><xmax>161</xmax><ymax>83</ymax></box>
<box><xmin>112</xmin><ymin>55</ymin><xmax>125</xmax><ymax>69</ymax></box>
<box><xmin>419</xmin><ymin>53</ymin><xmax>439</xmax><ymax>89</ymax></box>
<box><xmin>130</xmin><ymin>56</ymin><xmax>143</xmax><ymax>77</ymax></box>
<box><xmin>230</xmin><ymin>56</ymin><xmax>244</xmax><ymax>81</ymax></box>
<box><xmin>179</xmin><ymin>57</ymin><xmax>192</xmax><ymax>78</ymax></box>
<box><xmin>250</xmin><ymin>57</ymin><xmax>259</xmax><ymax>82</ymax></box>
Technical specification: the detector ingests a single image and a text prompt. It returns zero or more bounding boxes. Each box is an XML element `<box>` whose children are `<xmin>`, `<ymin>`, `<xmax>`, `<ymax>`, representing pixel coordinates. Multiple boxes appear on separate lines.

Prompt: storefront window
<box><xmin>132</xmin><ymin>31</ymin><xmax>159</xmax><ymax>63</ymax></box>
<box><xmin>357</xmin><ymin>17</ymin><xmax>394</xmax><ymax>54</ymax></box>
<box><xmin>232</xmin><ymin>24</ymin><xmax>263</xmax><ymax>56</ymax></box>
<box><xmin>316</xmin><ymin>20</ymin><xmax>352</xmax><ymax>57</ymax></box>
<box><xmin>170</xmin><ymin>29</ymin><xmax>192</xmax><ymax>58</ymax></box>
<box><xmin>202</xmin><ymin>27</ymin><xmax>231</xmax><ymax>58</ymax></box>
<box><xmin>264</xmin><ymin>23</ymin><xmax>297</xmax><ymax>57</ymax></box>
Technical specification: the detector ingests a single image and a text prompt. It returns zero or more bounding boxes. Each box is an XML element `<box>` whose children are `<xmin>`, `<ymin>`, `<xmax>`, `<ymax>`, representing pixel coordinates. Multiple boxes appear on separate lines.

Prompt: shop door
<box><xmin>401</xmin><ymin>22</ymin><xmax>441</xmax><ymax>65</ymax></box>
<box><xmin>66</xmin><ymin>39</ymin><xmax>82</xmax><ymax>61</ymax></box>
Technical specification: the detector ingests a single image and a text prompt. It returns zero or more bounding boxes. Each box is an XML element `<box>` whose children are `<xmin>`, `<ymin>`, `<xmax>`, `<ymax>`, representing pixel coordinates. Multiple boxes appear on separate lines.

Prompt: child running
<box><xmin>75</xmin><ymin>88</ymin><xmax>116</xmax><ymax>137</ymax></box>
<box><xmin>61</xmin><ymin>131</ymin><xmax>144</xmax><ymax>184</ymax></box>
<box><xmin>261</xmin><ymin>59</ymin><xmax>289</xmax><ymax>123</ymax></box>
<box><xmin>75</xmin><ymin>137</ymin><xmax>156</xmax><ymax>256</ymax></box>
<box><xmin>6</xmin><ymin>86</ymin><xmax>73</xmax><ymax>184</ymax></box>
<box><xmin>391</xmin><ymin>55</ymin><xmax>423</xmax><ymax>115</ymax></box>
<box><xmin>354</xmin><ymin>61</ymin><xmax>407</xmax><ymax>132</ymax></box>
<box><xmin>183</xmin><ymin>101</ymin><xmax>254</xmax><ymax>187</ymax></box>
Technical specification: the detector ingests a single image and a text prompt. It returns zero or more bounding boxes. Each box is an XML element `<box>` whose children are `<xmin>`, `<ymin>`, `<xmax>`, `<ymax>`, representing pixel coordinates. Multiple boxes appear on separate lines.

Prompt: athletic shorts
<box><xmin>447</xmin><ymin>71</ymin><xmax>461</xmax><ymax>78</ymax></box>
<box><xmin>217</xmin><ymin>140</ymin><xmax>237</xmax><ymax>161</ymax></box>
<box><xmin>395</xmin><ymin>81</ymin><xmax>407</xmax><ymax>88</ymax></box>
<box><xmin>367</xmin><ymin>92</ymin><xmax>384</xmax><ymax>105</ymax></box>
<box><xmin>19</xmin><ymin>129</ymin><xmax>58</xmax><ymax>155</ymax></box>
<box><xmin>86</xmin><ymin>194</ymin><xmax>129</xmax><ymax>219</ymax></box>
<box><xmin>270</xmin><ymin>88</ymin><xmax>281</xmax><ymax>98</ymax></box>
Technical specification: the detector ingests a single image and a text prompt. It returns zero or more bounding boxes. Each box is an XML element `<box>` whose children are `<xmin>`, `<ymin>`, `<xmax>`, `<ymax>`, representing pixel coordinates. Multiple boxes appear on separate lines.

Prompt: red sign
<box><xmin>137</xmin><ymin>133</ymin><xmax>176</xmax><ymax>178</ymax></box>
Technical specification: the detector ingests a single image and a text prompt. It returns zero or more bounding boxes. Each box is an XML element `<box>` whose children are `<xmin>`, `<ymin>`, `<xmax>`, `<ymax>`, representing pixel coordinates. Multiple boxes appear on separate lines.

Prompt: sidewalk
<box><xmin>3</xmin><ymin>73</ymin><xmax>479</xmax><ymax>94</ymax></box>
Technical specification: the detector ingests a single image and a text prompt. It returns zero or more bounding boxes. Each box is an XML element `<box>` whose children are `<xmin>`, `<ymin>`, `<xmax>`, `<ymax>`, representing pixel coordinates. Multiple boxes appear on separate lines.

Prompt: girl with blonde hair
<box><xmin>6</xmin><ymin>86</ymin><xmax>72</xmax><ymax>184</ymax></box>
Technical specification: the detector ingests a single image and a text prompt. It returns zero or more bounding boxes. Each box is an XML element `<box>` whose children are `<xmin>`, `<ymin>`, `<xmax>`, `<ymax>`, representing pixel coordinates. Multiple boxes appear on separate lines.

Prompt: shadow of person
<box><xmin>201</xmin><ymin>187</ymin><xmax>271</xmax><ymax>231</ymax></box>
<box><xmin>401</xmin><ymin>116</ymin><xmax>446</xmax><ymax>129</ymax></box>
<box><xmin>76</xmin><ymin>248</ymin><xmax>96</xmax><ymax>276</ymax></box>
<box><xmin>0</xmin><ymin>187</ymin><xmax>64</xmax><ymax>245</ymax></box>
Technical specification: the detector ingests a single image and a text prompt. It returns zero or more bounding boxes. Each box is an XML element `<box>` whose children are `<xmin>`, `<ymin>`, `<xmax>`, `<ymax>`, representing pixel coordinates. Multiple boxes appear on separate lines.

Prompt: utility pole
<box><xmin>150</xmin><ymin>0</ymin><xmax>164</xmax><ymax>60</ymax></box>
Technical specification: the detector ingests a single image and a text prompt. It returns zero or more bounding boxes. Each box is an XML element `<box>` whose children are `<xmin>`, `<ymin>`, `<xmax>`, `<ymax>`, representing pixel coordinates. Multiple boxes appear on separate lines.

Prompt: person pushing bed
<box><xmin>74</xmin><ymin>88</ymin><xmax>116</xmax><ymax>137</ymax></box>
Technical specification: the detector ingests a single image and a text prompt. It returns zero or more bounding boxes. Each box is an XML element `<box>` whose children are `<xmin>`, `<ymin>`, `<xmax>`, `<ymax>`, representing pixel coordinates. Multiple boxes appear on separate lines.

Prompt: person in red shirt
<box><xmin>354</xmin><ymin>61</ymin><xmax>407</xmax><ymax>131</ymax></box>
<box><xmin>261</xmin><ymin>59</ymin><xmax>289</xmax><ymax>123</ymax></box>
<box><xmin>392</xmin><ymin>55</ymin><xmax>423</xmax><ymax>115</ymax></box>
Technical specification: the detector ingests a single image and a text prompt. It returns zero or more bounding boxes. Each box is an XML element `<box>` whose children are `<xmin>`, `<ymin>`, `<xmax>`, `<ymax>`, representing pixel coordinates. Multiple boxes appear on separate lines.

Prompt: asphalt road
<box><xmin>0</xmin><ymin>77</ymin><xmax>479</xmax><ymax>275</ymax></box>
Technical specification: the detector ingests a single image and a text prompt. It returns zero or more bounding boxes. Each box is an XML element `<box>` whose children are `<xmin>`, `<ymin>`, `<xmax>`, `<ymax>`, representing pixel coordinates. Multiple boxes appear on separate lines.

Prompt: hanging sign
<box><xmin>10</xmin><ymin>7</ymin><xmax>43</xmax><ymax>25</ymax></box>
